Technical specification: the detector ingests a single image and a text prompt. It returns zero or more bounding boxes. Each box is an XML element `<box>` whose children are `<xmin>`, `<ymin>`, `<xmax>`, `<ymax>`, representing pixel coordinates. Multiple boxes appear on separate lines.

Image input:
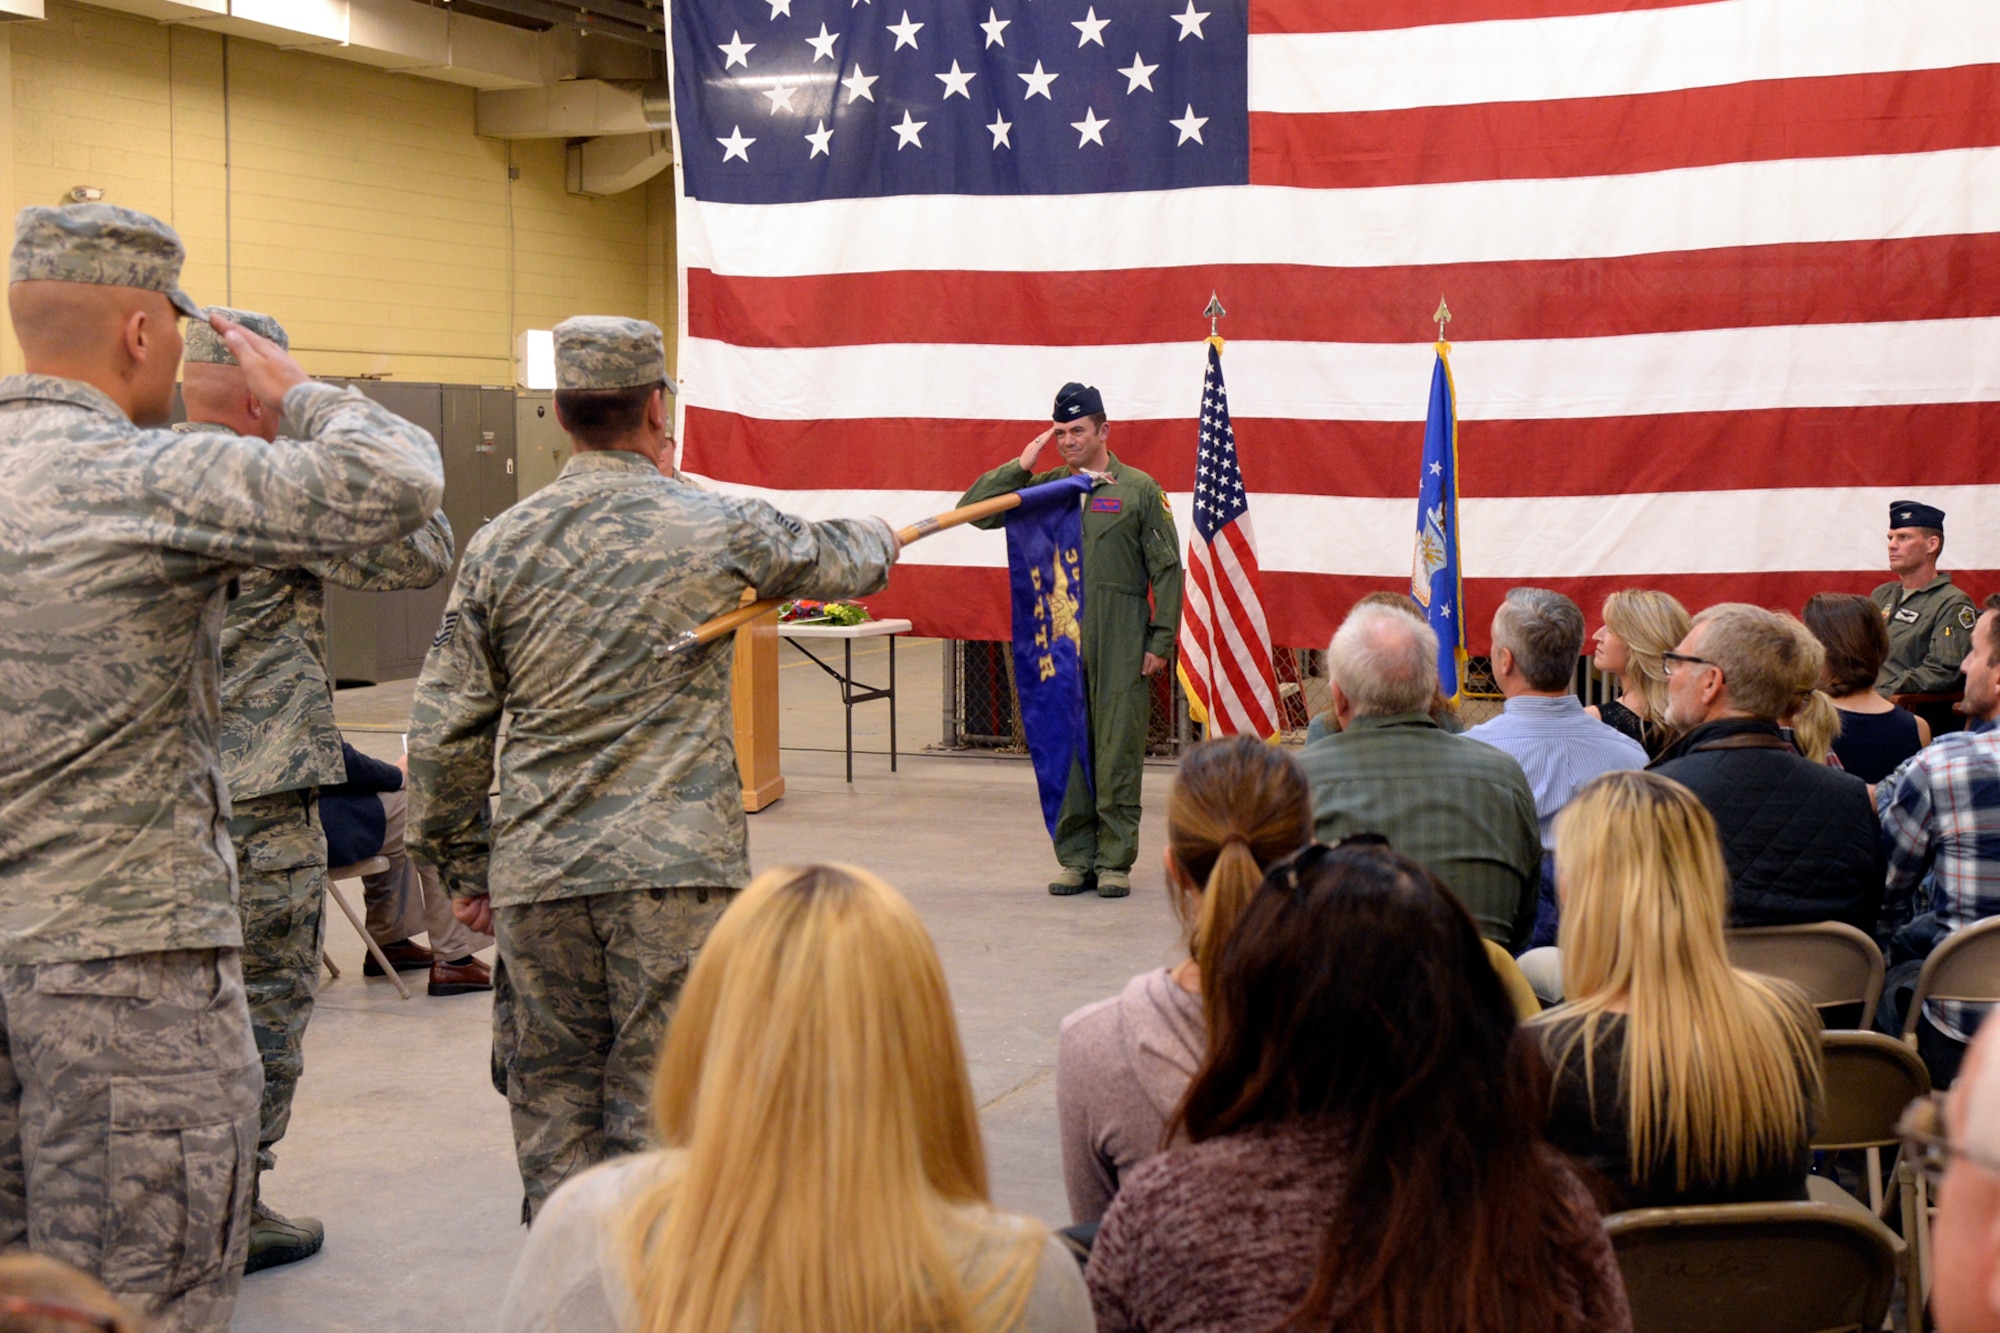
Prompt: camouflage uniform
<box><xmin>177</xmin><ymin>307</ymin><xmax>455</xmax><ymax>1174</ymax></box>
<box><xmin>0</xmin><ymin>206</ymin><xmax>443</xmax><ymax>1330</ymax></box>
<box><xmin>408</xmin><ymin>316</ymin><xmax>895</xmax><ymax>1217</ymax></box>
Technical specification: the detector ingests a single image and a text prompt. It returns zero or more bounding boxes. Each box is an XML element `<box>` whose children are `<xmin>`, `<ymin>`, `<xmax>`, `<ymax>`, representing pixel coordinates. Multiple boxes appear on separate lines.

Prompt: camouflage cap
<box><xmin>183</xmin><ymin>306</ymin><xmax>288</xmax><ymax>365</ymax></box>
<box><xmin>9</xmin><ymin>204</ymin><xmax>203</xmax><ymax>319</ymax></box>
<box><xmin>552</xmin><ymin>316</ymin><xmax>677</xmax><ymax>393</ymax></box>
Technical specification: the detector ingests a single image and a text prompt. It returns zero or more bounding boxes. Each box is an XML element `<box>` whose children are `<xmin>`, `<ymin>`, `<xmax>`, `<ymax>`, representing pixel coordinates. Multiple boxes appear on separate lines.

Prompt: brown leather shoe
<box><xmin>363</xmin><ymin>938</ymin><xmax>434</xmax><ymax>976</ymax></box>
<box><xmin>428</xmin><ymin>955</ymin><xmax>492</xmax><ymax>996</ymax></box>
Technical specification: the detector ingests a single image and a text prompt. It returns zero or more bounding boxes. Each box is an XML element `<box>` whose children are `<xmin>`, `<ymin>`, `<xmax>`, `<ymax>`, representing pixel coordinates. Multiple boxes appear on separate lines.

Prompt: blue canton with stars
<box><xmin>1192</xmin><ymin>341</ymin><xmax>1246</xmax><ymax>544</ymax></box>
<box><xmin>672</xmin><ymin>0</ymin><xmax>1249</xmax><ymax>202</ymax></box>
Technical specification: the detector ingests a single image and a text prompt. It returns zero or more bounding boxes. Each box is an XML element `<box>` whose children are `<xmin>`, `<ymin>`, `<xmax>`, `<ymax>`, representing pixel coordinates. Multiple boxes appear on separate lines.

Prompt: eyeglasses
<box><xmin>1268</xmin><ymin>834</ymin><xmax>1392</xmax><ymax>899</ymax></box>
<box><xmin>1896</xmin><ymin>1092</ymin><xmax>2000</xmax><ymax>1191</ymax></box>
<box><xmin>1661</xmin><ymin>650</ymin><xmax>1718</xmax><ymax>676</ymax></box>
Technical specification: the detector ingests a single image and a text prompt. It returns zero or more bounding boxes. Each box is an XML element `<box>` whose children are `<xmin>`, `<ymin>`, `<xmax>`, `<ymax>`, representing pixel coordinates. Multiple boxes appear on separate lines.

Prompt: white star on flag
<box><xmin>1117</xmin><ymin>53</ymin><xmax>1157</xmax><ymax>92</ymax></box>
<box><xmin>718</xmin><ymin>30</ymin><xmax>755</xmax><ymax>68</ymax></box>
<box><xmin>988</xmin><ymin>112</ymin><xmax>1012</xmax><ymax>148</ymax></box>
<box><xmin>717</xmin><ymin>125</ymin><xmax>755</xmax><ymax>161</ymax></box>
<box><xmin>886</xmin><ymin>10</ymin><xmax>923</xmax><ymax>48</ymax></box>
<box><xmin>892</xmin><ymin>109</ymin><xmax>927</xmax><ymax>148</ymax></box>
<box><xmin>979</xmin><ymin>7</ymin><xmax>1009</xmax><ymax>47</ymax></box>
<box><xmin>1429</xmin><ymin>461</ymin><xmax>1442</xmax><ymax>474</ymax></box>
<box><xmin>1072</xmin><ymin>7</ymin><xmax>1108</xmax><ymax>46</ymax></box>
<box><xmin>841</xmin><ymin>66</ymin><xmax>879</xmax><ymax>101</ymax></box>
<box><xmin>804</xmin><ymin>119</ymin><xmax>833</xmax><ymax>157</ymax></box>
<box><xmin>766</xmin><ymin>0</ymin><xmax>790</xmax><ymax>16</ymax></box>
<box><xmin>805</xmin><ymin>23</ymin><xmax>838</xmax><ymax>60</ymax></box>
<box><xmin>1019</xmin><ymin>60</ymin><xmax>1059</xmax><ymax>99</ymax></box>
<box><xmin>936</xmin><ymin>60</ymin><xmax>976</xmax><ymax>99</ymax></box>
<box><xmin>762</xmin><ymin>83</ymin><xmax>799</xmax><ymax>113</ymax></box>
<box><xmin>1170</xmin><ymin>104</ymin><xmax>1207</xmax><ymax>144</ymax></box>
<box><xmin>1071</xmin><ymin>107</ymin><xmax>1108</xmax><ymax>147</ymax></box>
<box><xmin>1170</xmin><ymin>1</ymin><xmax>1208</xmax><ymax>40</ymax></box>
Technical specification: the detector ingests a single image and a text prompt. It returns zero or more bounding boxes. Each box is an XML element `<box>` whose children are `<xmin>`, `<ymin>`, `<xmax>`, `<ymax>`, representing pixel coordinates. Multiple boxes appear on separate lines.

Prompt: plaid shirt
<box><xmin>1877</xmin><ymin>726</ymin><xmax>2000</xmax><ymax>1041</ymax></box>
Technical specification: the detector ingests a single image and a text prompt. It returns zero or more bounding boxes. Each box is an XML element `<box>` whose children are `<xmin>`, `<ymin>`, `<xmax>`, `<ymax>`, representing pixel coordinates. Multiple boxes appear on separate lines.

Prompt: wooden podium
<box><xmin>732</xmin><ymin>598</ymin><xmax>785</xmax><ymax>811</ymax></box>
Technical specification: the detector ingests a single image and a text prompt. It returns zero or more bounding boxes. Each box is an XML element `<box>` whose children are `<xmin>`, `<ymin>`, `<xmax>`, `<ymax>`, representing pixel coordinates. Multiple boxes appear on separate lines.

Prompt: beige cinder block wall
<box><xmin>0</xmin><ymin>0</ymin><xmax>675</xmax><ymax>381</ymax></box>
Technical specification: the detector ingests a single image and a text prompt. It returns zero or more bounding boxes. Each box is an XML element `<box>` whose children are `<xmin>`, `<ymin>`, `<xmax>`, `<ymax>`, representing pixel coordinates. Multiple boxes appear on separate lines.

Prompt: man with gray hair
<box><xmin>1298</xmin><ymin>601</ymin><xmax>1542</xmax><ymax>945</ymax></box>
<box><xmin>1466</xmin><ymin>589</ymin><xmax>1646</xmax><ymax>949</ymax></box>
<box><xmin>1925</xmin><ymin>1013</ymin><xmax>2000</xmax><ymax>1333</ymax></box>
<box><xmin>1653</xmin><ymin>603</ymin><xmax>1884</xmax><ymax>933</ymax></box>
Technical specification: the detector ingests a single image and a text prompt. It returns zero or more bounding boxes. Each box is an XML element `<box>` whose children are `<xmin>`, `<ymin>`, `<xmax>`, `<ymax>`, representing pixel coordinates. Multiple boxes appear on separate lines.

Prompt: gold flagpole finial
<box><xmin>1433</xmin><ymin>298</ymin><xmax>1451</xmax><ymax>342</ymax></box>
<box><xmin>1204</xmin><ymin>292</ymin><xmax>1226</xmax><ymax>345</ymax></box>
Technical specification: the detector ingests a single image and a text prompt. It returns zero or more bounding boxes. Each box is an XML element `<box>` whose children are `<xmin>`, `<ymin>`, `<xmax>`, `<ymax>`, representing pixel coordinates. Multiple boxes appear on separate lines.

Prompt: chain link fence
<box><xmin>939</xmin><ymin>639</ymin><xmax>1619</xmax><ymax>753</ymax></box>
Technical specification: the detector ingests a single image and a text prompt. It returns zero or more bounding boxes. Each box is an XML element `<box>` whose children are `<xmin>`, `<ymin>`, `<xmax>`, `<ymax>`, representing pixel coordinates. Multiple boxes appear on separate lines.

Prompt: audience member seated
<box><xmin>1877</xmin><ymin>599</ymin><xmax>2000</xmax><ymax>1087</ymax></box>
<box><xmin>1056</xmin><ymin>736</ymin><xmax>1312</xmax><ymax>1225</ymax></box>
<box><xmin>1806</xmin><ymin>592</ymin><xmax>1930</xmax><ymax>782</ymax></box>
<box><xmin>1586</xmin><ymin>589</ymin><xmax>1692</xmax><ymax>759</ymax></box>
<box><xmin>1085</xmin><ymin>842</ymin><xmax>1631</xmax><ymax>1333</ymax></box>
<box><xmin>1300</xmin><ymin>603</ymin><xmax>1542</xmax><ymax>946</ymax></box>
<box><xmin>0</xmin><ymin>1253</ymin><xmax>144</xmax><ymax>1333</ymax></box>
<box><xmin>1653</xmin><ymin>604</ymin><xmax>1885</xmax><ymax>934</ymax></box>
<box><xmin>1305</xmin><ymin>591</ymin><xmax>1464</xmax><ymax>741</ymax></box>
<box><xmin>497</xmin><ymin>864</ymin><xmax>1092</xmax><ymax>1333</ymax></box>
<box><xmin>1782</xmin><ymin>685</ymin><xmax>1844</xmax><ymax>767</ymax></box>
<box><xmin>319</xmin><ymin>741</ymin><xmax>493</xmax><ymax>996</ymax></box>
<box><xmin>1466</xmin><ymin>587</ymin><xmax>1647</xmax><ymax>947</ymax></box>
<box><xmin>1926</xmin><ymin>1016</ymin><xmax>2000</xmax><ymax>1333</ymax></box>
<box><xmin>1527</xmin><ymin>772</ymin><xmax>1822</xmax><ymax>1212</ymax></box>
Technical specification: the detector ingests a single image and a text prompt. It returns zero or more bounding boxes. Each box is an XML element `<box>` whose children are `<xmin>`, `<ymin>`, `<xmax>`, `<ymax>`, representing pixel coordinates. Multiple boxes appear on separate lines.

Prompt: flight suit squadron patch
<box><xmin>1960</xmin><ymin>605</ymin><xmax>1980</xmax><ymax>631</ymax></box>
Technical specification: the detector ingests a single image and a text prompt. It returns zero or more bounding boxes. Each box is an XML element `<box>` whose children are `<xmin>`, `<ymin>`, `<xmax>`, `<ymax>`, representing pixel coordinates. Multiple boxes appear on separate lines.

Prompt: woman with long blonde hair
<box><xmin>1532</xmin><ymin>771</ymin><xmax>1823</xmax><ymax>1210</ymax></box>
<box><xmin>497</xmin><ymin>865</ymin><xmax>1092</xmax><ymax>1333</ymax></box>
<box><xmin>1055</xmin><ymin>737</ymin><xmax>1312</xmax><ymax>1224</ymax></box>
<box><xmin>1586</xmin><ymin>589</ymin><xmax>1692</xmax><ymax>758</ymax></box>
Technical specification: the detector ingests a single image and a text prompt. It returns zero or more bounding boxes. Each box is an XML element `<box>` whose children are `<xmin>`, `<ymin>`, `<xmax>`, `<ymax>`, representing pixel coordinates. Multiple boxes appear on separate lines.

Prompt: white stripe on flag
<box><xmin>678</xmin><ymin>148</ymin><xmax>2000</xmax><ymax>275</ymax></box>
<box><xmin>679</xmin><ymin>317</ymin><xmax>2000</xmax><ymax>423</ymax></box>
<box><xmin>1249</xmin><ymin>0</ymin><xmax>2000</xmax><ymax>114</ymax></box>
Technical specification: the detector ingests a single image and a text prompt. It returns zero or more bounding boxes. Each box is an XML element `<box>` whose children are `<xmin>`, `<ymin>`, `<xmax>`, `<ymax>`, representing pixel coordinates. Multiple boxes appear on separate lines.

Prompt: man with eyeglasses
<box><xmin>1651</xmin><ymin>604</ymin><xmax>1884</xmax><ymax>935</ymax></box>
<box><xmin>1906</xmin><ymin>1016</ymin><xmax>2000</xmax><ymax>1333</ymax></box>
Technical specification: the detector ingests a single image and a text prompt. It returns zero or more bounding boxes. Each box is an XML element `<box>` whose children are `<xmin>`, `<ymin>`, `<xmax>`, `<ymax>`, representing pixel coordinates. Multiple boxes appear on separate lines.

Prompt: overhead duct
<box><xmin>476</xmin><ymin>77</ymin><xmax>670</xmax><ymax>138</ymax></box>
<box><xmin>565</xmin><ymin>129</ymin><xmax>670</xmax><ymax>195</ymax></box>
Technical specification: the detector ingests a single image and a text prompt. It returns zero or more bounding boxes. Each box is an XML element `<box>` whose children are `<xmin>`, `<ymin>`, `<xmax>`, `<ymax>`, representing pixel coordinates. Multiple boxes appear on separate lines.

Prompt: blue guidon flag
<box><xmin>1412</xmin><ymin>340</ymin><xmax>1466</xmax><ymax>701</ymax></box>
<box><xmin>1003</xmin><ymin>475</ymin><xmax>1095</xmax><ymax>836</ymax></box>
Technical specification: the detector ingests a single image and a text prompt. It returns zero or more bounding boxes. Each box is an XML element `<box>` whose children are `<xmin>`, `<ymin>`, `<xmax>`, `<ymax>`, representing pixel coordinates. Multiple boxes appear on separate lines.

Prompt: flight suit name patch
<box><xmin>1893</xmin><ymin>608</ymin><xmax>1921</xmax><ymax>624</ymax></box>
<box><xmin>1090</xmin><ymin>497</ymin><xmax>1122</xmax><ymax>513</ymax></box>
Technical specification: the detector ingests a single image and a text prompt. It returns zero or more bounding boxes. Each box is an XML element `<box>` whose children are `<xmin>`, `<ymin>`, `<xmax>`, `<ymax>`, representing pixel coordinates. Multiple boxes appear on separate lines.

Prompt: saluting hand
<box><xmin>210</xmin><ymin>313</ymin><xmax>309</xmax><ymax>417</ymax></box>
<box><xmin>1018</xmin><ymin>426</ymin><xmax>1055</xmax><ymax>471</ymax></box>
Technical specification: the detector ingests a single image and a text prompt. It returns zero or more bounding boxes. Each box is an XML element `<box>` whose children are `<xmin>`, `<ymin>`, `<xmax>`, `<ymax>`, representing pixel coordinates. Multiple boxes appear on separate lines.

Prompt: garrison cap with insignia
<box><xmin>183</xmin><ymin>306</ymin><xmax>288</xmax><ymax>365</ymax></box>
<box><xmin>1890</xmin><ymin>499</ymin><xmax>1946</xmax><ymax>531</ymax></box>
<box><xmin>10</xmin><ymin>203</ymin><xmax>203</xmax><ymax>319</ymax></box>
<box><xmin>1053</xmin><ymin>382</ymin><xmax>1105</xmax><ymax>422</ymax></box>
<box><xmin>552</xmin><ymin>315</ymin><xmax>678</xmax><ymax>393</ymax></box>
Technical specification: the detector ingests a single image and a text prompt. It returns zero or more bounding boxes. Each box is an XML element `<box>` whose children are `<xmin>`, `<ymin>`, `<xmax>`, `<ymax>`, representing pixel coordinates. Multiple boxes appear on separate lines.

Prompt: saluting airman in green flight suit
<box><xmin>1870</xmin><ymin>499</ymin><xmax>1979</xmax><ymax>698</ymax></box>
<box><xmin>961</xmin><ymin>382</ymin><xmax>1183</xmax><ymax>899</ymax></box>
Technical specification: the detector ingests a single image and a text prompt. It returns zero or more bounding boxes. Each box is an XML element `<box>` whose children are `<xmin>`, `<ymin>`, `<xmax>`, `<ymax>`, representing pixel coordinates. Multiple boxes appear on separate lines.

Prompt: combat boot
<box><xmin>1096</xmin><ymin>869</ymin><xmax>1132</xmax><ymax>898</ymax></box>
<box><xmin>244</xmin><ymin>1192</ymin><xmax>324</xmax><ymax>1274</ymax></box>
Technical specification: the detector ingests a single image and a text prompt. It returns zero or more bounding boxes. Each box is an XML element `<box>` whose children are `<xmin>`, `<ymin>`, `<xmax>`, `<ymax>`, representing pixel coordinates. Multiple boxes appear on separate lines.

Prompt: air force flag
<box><xmin>1413</xmin><ymin>342</ymin><xmax>1467</xmax><ymax>700</ymax></box>
<box><xmin>1007</xmin><ymin>474</ymin><xmax>1095</xmax><ymax>835</ymax></box>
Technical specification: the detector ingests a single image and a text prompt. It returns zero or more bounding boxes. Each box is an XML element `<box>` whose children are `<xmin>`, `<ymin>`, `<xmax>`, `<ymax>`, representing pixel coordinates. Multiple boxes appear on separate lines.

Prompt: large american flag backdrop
<box><xmin>668</xmin><ymin>0</ymin><xmax>2000</xmax><ymax>652</ymax></box>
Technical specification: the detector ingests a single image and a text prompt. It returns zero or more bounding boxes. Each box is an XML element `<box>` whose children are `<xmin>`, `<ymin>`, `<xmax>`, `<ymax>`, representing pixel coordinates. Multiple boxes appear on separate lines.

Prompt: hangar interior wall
<box><xmin>0</xmin><ymin>0</ymin><xmax>676</xmax><ymax>382</ymax></box>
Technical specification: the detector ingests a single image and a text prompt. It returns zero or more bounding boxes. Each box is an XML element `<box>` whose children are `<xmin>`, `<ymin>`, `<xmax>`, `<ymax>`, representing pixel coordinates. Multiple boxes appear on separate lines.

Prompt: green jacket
<box><xmin>1871</xmin><ymin>574</ymin><xmax>1977</xmax><ymax>696</ymax></box>
<box><xmin>1298</xmin><ymin>711</ymin><xmax>1543</xmax><ymax>947</ymax></box>
<box><xmin>959</xmin><ymin>452</ymin><xmax>1183</xmax><ymax>662</ymax></box>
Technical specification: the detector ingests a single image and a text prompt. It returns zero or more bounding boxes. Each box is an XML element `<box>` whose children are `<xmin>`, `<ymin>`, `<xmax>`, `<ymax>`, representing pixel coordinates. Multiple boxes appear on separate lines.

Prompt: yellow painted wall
<box><xmin>1</xmin><ymin>0</ymin><xmax>674</xmax><ymax>381</ymax></box>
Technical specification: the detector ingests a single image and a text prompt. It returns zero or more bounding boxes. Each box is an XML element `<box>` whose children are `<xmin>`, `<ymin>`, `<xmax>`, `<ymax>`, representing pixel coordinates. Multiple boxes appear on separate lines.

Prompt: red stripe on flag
<box><xmin>861</xmin><ymin>566</ymin><xmax>1980</xmax><ymax>653</ymax></box>
<box><xmin>686</xmin><ymin>233</ymin><xmax>2000</xmax><ymax>348</ymax></box>
<box><xmin>682</xmin><ymin>402</ymin><xmax>2000</xmax><ymax>499</ymax></box>
<box><xmin>1251</xmin><ymin>65</ymin><xmax>2000</xmax><ymax>189</ymax></box>
<box><xmin>1250</xmin><ymin>0</ymin><xmax>1717</xmax><ymax>36</ymax></box>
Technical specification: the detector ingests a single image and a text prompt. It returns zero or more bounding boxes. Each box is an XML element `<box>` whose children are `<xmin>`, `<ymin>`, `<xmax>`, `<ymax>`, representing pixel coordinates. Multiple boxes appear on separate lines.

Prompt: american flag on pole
<box><xmin>668</xmin><ymin>0</ymin><xmax>2000</xmax><ymax>653</ymax></box>
<box><xmin>1179</xmin><ymin>340</ymin><xmax>1280</xmax><ymax>737</ymax></box>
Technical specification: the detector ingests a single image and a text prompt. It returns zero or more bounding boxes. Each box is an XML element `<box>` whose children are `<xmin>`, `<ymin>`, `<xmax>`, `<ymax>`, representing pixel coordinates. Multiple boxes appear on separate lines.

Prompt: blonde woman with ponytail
<box><xmin>1054</xmin><ymin>736</ymin><xmax>1312</xmax><ymax>1225</ymax></box>
<box><xmin>1531</xmin><ymin>771</ymin><xmax>1823</xmax><ymax>1212</ymax></box>
<box><xmin>497</xmin><ymin>865</ymin><xmax>1092</xmax><ymax>1333</ymax></box>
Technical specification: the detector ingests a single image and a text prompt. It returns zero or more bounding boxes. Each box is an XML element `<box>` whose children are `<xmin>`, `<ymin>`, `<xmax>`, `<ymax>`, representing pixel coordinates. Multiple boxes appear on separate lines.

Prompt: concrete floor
<box><xmin>234</xmin><ymin>637</ymin><xmax>1184</xmax><ymax>1332</ymax></box>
